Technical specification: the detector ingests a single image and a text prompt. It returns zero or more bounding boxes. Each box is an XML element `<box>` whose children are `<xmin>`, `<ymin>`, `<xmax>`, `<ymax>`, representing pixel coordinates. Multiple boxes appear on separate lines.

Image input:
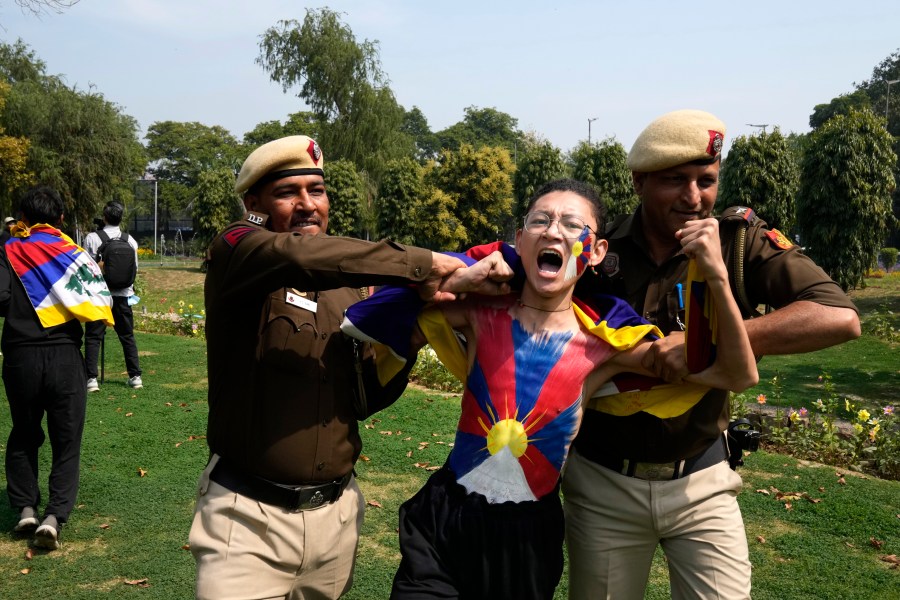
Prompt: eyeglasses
<box><xmin>523</xmin><ymin>212</ymin><xmax>594</xmax><ymax>239</ymax></box>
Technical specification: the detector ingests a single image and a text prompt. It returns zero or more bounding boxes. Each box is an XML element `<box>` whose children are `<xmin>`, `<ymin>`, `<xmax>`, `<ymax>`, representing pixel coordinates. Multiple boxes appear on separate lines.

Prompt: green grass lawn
<box><xmin>1</xmin><ymin>331</ymin><xmax>898</xmax><ymax>599</ymax></box>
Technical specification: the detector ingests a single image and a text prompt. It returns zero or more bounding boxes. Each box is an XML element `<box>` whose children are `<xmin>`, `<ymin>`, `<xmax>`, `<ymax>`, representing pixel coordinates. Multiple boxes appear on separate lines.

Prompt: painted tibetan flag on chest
<box><xmin>5</xmin><ymin>224</ymin><xmax>114</xmax><ymax>328</ymax></box>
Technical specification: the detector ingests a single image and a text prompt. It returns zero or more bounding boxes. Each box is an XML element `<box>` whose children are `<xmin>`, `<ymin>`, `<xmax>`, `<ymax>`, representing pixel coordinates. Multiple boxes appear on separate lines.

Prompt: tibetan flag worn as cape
<box><xmin>341</xmin><ymin>242</ymin><xmax>715</xmax><ymax>419</ymax></box>
<box><xmin>5</xmin><ymin>224</ymin><xmax>114</xmax><ymax>328</ymax></box>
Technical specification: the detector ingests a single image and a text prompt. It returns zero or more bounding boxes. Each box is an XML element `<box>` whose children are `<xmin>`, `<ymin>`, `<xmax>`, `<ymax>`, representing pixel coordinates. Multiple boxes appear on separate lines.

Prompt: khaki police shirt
<box><xmin>204</xmin><ymin>212</ymin><xmax>433</xmax><ymax>484</ymax></box>
<box><xmin>572</xmin><ymin>208</ymin><xmax>857</xmax><ymax>463</ymax></box>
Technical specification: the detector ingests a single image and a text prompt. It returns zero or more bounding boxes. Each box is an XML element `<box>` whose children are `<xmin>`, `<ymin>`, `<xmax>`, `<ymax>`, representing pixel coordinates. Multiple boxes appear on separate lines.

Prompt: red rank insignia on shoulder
<box><xmin>222</xmin><ymin>226</ymin><xmax>256</xmax><ymax>248</ymax></box>
<box><xmin>765</xmin><ymin>229</ymin><xmax>794</xmax><ymax>250</ymax></box>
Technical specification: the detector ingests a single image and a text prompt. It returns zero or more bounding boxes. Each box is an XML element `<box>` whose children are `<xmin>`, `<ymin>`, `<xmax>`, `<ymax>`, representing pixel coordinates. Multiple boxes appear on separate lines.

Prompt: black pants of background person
<box><xmin>84</xmin><ymin>296</ymin><xmax>141</xmax><ymax>380</ymax></box>
<box><xmin>3</xmin><ymin>344</ymin><xmax>87</xmax><ymax>523</ymax></box>
<box><xmin>391</xmin><ymin>465</ymin><xmax>565</xmax><ymax>600</ymax></box>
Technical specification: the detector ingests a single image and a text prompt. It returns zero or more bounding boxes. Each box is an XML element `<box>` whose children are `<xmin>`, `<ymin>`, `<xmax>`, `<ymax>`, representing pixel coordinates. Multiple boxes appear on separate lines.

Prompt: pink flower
<box><xmin>799</xmin><ymin>407</ymin><xmax>808</xmax><ymax>417</ymax></box>
<box><xmin>757</xmin><ymin>394</ymin><xmax>767</xmax><ymax>405</ymax></box>
<box><xmin>884</xmin><ymin>406</ymin><xmax>895</xmax><ymax>416</ymax></box>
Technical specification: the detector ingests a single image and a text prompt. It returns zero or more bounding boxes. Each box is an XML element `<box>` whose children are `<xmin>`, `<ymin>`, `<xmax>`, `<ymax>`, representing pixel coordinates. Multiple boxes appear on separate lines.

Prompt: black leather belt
<box><xmin>210</xmin><ymin>459</ymin><xmax>352</xmax><ymax>511</ymax></box>
<box><xmin>591</xmin><ymin>438</ymin><xmax>727</xmax><ymax>481</ymax></box>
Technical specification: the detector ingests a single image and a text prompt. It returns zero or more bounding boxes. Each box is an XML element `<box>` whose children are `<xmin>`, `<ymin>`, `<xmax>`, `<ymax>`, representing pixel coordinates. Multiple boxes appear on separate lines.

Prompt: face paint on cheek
<box><xmin>564</xmin><ymin>227</ymin><xmax>594</xmax><ymax>281</ymax></box>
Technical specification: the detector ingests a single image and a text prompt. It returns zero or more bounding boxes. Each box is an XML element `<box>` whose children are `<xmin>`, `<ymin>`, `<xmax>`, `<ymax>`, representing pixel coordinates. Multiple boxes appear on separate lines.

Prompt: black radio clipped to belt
<box><xmin>726</xmin><ymin>418</ymin><xmax>760</xmax><ymax>469</ymax></box>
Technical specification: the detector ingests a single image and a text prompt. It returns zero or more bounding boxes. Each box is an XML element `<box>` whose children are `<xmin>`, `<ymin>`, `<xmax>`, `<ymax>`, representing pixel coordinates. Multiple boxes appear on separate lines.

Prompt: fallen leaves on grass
<box><xmin>755</xmin><ymin>489</ymin><xmax>770</xmax><ymax>495</ymax></box>
<box><xmin>24</xmin><ymin>548</ymin><xmax>33</xmax><ymax>560</ymax></box>
<box><xmin>870</xmin><ymin>537</ymin><xmax>884</xmax><ymax>549</ymax></box>
<box><xmin>182</xmin><ymin>544</ymin><xmax>190</xmax><ymax>551</ymax></box>
<box><xmin>124</xmin><ymin>578</ymin><xmax>150</xmax><ymax>588</ymax></box>
<box><xmin>99</xmin><ymin>523</ymin><xmax>110</xmax><ymax>529</ymax></box>
<box><xmin>756</xmin><ymin>536</ymin><xmax>766</xmax><ymax>544</ymax></box>
<box><xmin>367</xmin><ymin>500</ymin><xmax>383</xmax><ymax>508</ymax></box>
<box><xmin>358</xmin><ymin>454</ymin><xmax>370</xmax><ymax>462</ymax></box>
<box><xmin>20</xmin><ymin>568</ymin><xmax>30</xmax><ymax>575</ymax></box>
<box><xmin>175</xmin><ymin>434</ymin><xmax>206</xmax><ymax>448</ymax></box>
<box><xmin>137</xmin><ymin>468</ymin><xmax>148</xmax><ymax>477</ymax></box>
<box><xmin>881</xmin><ymin>555</ymin><xmax>900</xmax><ymax>569</ymax></box>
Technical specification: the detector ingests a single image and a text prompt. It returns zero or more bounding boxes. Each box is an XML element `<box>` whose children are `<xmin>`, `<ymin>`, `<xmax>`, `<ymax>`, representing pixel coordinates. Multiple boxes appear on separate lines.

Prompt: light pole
<box><xmin>140</xmin><ymin>173</ymin><xmax>158</xmax><ymax>254</ymax></box>
<box><xmin>886</xmin><ymin>79</ymin><xmax>900</xmax><ymax>122</ymax></box>
<box><xmin>587</xmin><ymin>117</ymin><xmax>598</xmax><ymax>144</ymax></box>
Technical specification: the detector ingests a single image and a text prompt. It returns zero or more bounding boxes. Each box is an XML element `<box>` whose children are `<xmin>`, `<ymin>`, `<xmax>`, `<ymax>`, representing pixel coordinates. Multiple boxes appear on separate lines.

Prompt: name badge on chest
<box><xmin>285</xmin><ymin>289</ymin><xmax>317</xmax><ymax>313</ymax></box>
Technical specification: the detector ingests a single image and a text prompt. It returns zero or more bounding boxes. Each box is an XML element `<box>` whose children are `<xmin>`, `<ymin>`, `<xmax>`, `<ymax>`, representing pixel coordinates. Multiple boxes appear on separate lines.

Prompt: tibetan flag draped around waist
<box><xmin>5</xmin><ymin>224</ymin><xmax>114</xmax><ymax>328</ymax></box>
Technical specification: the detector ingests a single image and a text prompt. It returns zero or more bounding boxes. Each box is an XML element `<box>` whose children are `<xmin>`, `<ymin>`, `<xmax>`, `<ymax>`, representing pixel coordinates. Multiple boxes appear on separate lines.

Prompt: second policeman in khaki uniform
<box><xmin>189</xmin><ymin>136</ymin><xmax>472</xmax><ymax>599</ymax></box>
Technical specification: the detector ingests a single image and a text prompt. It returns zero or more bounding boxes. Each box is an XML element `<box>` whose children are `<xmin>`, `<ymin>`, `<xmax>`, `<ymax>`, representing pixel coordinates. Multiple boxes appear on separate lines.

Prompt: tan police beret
<box><xmin>626</xmin><ymin>110</ymin><xmax>726</xmax><ymax>173</ymax></box>
<box><xmin>235</xmin><ymin>135</ymin><xmax>324</xmax><ymax>195</ymax></box>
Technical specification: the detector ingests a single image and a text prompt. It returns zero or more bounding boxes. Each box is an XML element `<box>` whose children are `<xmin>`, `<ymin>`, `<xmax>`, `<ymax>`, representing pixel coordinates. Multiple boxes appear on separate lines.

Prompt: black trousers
<box><xmin>391</xmin><ymin>465</ymin><xmax>565</xmax><ymax>600</ymax></box>
<box><xmin>84</xmin><ymin>296</ymin><xmax>141</xmax><ymax>379</ymax></box>
<box><xmin>3</xmin><ymin>344</ymin><xmax>86</xmax><ymax>522</ymax></box>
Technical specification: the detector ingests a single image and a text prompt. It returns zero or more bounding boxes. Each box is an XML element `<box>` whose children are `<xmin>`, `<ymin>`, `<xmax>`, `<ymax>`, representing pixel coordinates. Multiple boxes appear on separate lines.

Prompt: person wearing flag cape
<box><xmin>1</xmin><ymin>185</ymin><xmax>113</xmax><ymax>551</ymax></box>
<box><xmin>341</xmin><ymin>178</ymin><xmax>759</xmax><ymax>599</ymax></box>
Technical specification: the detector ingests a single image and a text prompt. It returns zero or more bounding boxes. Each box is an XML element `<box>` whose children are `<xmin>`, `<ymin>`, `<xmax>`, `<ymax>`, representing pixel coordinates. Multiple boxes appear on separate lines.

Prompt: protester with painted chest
<box><xmin>342</xmin><ymin>177</ymin><xmax>759</xmax><ymax>599</ymax></box>
<box><xmin>190</xmin><ymin>135</ymin><xmax>495</xmax><ymax>600</ymax></box>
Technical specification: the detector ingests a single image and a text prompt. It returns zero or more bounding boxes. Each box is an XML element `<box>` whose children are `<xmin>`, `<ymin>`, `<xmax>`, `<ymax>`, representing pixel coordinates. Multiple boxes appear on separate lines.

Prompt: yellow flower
<box><xmin>757</xmin><ymin>394</ymin><xmax>767</xmax><ymax>405</ymax></box>
<box><xmin>189</xmin><ymin>304</ymin><xmax>193</xmax><ymax>310</ymax></box>
<box><xmin>178</xmin><ymin>308</ymin><xmax>184</xmax><ymax>314</ymax></box>
<box><xmin>857</xmin><ymin>409</ymin><xmax>870</xmax><ymax>422</ymax></box>
<box><xmin>179</xmin><ymin>300</ymin><xmax>185</xmax><ymax>307</ymax></box>
<box><xmin>852</xmin><ymin>423</ymin><xmax>864</xmax><ymax>434</ymax></box>
<box><xmin>201</xmin><ymin>309</ymin><xmax>206</xmax><ymax>316</ymax></box>
<box><xmin>845</xmin><ymin>399</ymin><xmax>852</xmax><ymax>412</ymax></box>
<box><xmin>789</xmin><ymin>410</ymin><xmax>800</xmax><ymax>424</ymax></box>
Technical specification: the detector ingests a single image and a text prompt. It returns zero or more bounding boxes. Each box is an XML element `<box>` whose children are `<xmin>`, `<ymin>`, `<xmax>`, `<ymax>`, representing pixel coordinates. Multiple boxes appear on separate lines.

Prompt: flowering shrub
<box><xmin>410</xmin><ymin>345</ymin><xmax>463</xmax><ymax>393</ymax></box>
<box><xmin>134</xmin><ymin>297</ymin><xmax>206</xmax><ymax>339</ymax></box>
<box><xmin>757</xmin><ymin>372</ymin><xmax>900</xmax><ymax>480</ymax></box>
<box><xmin>137</xmin><ymin>247</ymin><xmax>155</xmax><ymax>258</ymax></box>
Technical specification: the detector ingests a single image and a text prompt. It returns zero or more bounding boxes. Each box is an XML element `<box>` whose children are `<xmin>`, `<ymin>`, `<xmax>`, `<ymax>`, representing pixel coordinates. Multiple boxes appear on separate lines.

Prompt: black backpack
<box><xmin>96</xmin><ymin>230</ymin><xmax>137</xmax><ymax>289</ymax></box>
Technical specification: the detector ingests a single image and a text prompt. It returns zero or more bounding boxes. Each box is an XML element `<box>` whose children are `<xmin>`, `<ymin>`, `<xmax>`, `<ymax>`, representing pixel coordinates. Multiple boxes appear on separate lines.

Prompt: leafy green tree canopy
<box><xmin>797</xmin><ymin>108</ymin><xmax>897</xmax><ymax>290</ymax></box>
<box><xmin>430</xmin><ymin>144</ymin><xmax>514</xmax><ymax>246</ymax></box>
<box><xmin>717</xmin><ymin>128</ymin><xmax>800</xmax><ymax>233</ymax></box>
<box><xmin>569</xmin><ymin>138</ymin><xmax>637</xmax><ymax>219</ymax></box>
<box><xmin>192</xmin><ymin>166</ymin><xmax>242</xmax><ymax>251</ymax></box>
<box><xmin>436</xmin><ymin>106</ymin><xmax>521</xmax><ymax>154</ymax></box>
<box><xmin>0</xmin><ymin>40</ymin><xmax>144</xmax><ymax>231</ymax></box>
<box><xmin>513</xmin><ymin>137</ymin><xmax>566</xmax><ymax>220</ymax></box>
<box><xmin>257</xmin><ymin>8</ymin><xmax>410</xmax><ymax>182</ymax></box>
<box><xmin>809</xmin><ymin>90</ymin><xmax>871</xmax><ymax>129</ymax></box>
<box><xmin>325</xmin><ymin>159</ymin><xmax>367</xmax><ymax>238</ymax></box>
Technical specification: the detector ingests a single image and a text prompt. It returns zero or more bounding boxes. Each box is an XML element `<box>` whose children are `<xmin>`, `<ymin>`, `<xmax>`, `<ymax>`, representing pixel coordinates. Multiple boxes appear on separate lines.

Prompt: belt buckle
<box><xmin>307</xmin><ymin>490</ymin><xmax>326</xmax><ymax>509</ymax></box>
<box><xmin>632</xmin><ymin>462</ymin><xmax>675</xmax><ymax>481</ymax></box>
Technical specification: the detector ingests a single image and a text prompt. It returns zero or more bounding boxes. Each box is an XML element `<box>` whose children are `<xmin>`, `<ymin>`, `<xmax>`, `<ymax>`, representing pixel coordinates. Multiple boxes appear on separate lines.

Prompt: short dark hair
<box><xmin>524</xmin><ymin>178</ymin><xmax>607</xmax><ymax>231</ymax></box>
<box><xmin>103</xmin><ymin>201</ymin><xmax>124</xmax><ymax>226</ymax></box>
<box><xmin>19</xmin><ymin>185</ymin><xmax>65</xmax><ymax>226</ymax></box>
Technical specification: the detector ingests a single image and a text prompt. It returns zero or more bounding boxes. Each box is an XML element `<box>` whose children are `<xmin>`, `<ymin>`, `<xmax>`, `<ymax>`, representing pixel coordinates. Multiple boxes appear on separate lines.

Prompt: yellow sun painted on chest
<box><xmin>486</xmin><ymin>418</ymin><xmax>529</xmax><ymax>457</ymax></box>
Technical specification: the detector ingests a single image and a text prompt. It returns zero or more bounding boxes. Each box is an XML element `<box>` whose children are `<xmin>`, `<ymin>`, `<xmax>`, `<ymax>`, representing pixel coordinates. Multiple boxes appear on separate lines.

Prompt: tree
<box><xmin>325</xmin><ymin>159</ymin><xmax>367</xmax><ymax>238</ymax></box>
<box><xmin>375</xmin><ymin>157</ymin><xmax>423</xmax><ymax>244</ymax></box>
<box><xmin>193</xmin><ymin>166</ymin><xmax>242</xmax><ymax>252</ymax></box>
<box><xmin>717</xmin><ymin>128</ymin><xmax>800</xmax><ymax>233</ymax></box>
<box><xmin>9</xmin><ymin>0</ymin><xmax>78</xmax><ymax>16</ymax></box>
<box><xmin>512</xmin><ymin>137</ymin><xmax>566</xmax><ymax>220</ymax></box>
<box><xmin>435</xmin><ymin>106</ymin><xmax>521</xmax><ymax>153</ymax></box>
<box><xmin>243</xmin><ymin>111</ymin><xmax>321</xmax><ymax>146</ymax></box>
<box><xmin>809</xmin><ymin>90</ymin><xmax>871</xmax><ymax>129</ymax></box>
<box><xmin>0</xmin><ymin>80</ymin><xmax>33</xmax><ymax>210</ymax></box>
<box><xmin>144</xmin><ymin>121</ymin><xmax>242</xmax><ymax>232</ymax></box>
<box><xmin>569</xmin><ymin>138</ymin><xmax>637</xmax><ymax>219</ymax></box>
<box><xmin>796</xmin><ymin>109</ymin><xmax>896</xmax><ymax>290</ymax></box>
<box><xmin>414</xmin><ymin>186</ymin><xmax>466</xmax><ymax>250</ymax></box>
<box><xmin>429</xmin><ymin>144</ymin><xmax>514</xmax><ymax>246</ymax></box>
<box><xmin>0</xmin><ymin>41</ymin><xmax>145</xmax><ymax>231</ymax></box>
<box><xmin>402</xmin><ymin>106</ymin><xmax>439</xmax><ymax>163</ymax></box>
<box><xmin>257</xmin><ymin>8</ymin><xmax>410</xmax><ymax>182</ymax></box>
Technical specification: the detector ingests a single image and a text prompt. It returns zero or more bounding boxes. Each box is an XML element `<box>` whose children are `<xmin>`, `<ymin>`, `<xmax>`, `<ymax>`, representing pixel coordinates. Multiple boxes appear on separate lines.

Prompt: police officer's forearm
<box><xmin>745</xmin><ymin>301</ymin><xmax>860</xmax><ymax>356</ymax></box>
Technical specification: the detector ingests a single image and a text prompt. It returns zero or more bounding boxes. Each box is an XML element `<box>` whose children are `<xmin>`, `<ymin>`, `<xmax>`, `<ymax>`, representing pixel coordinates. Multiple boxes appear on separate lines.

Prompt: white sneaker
<box><xmin>86</xmin><ymin>378</ymin><xmax>100</xmax><ymax>393</ymax></box>
<box><xmin>34</xmin><ymin>515</ymin><xmax>60</xmax><ymax>550</ymax></box>
<box><xmin>14</xmin><ymin>507</ymin><xmax>39</xmax><ymax>533</ymax></box>
<box><xmin>127</xmin><ymin>375</ymin><xmax>143</xmax><ymax>389</ymax></box>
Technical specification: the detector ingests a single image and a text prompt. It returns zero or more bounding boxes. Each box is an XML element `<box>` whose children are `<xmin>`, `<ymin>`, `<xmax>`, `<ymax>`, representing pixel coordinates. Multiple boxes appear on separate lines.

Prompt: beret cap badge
<box><xmin>707</xmin><ymin>130</ymin><xmax>724</xmax><ymax>157</ymax></box>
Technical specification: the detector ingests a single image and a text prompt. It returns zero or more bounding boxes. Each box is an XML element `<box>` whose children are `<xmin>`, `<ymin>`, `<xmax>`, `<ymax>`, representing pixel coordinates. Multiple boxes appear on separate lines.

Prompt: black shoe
<box><xmin>14</xmin><ymin>507</ymin><xmax>39</xmax><ymax>533</ymax></box>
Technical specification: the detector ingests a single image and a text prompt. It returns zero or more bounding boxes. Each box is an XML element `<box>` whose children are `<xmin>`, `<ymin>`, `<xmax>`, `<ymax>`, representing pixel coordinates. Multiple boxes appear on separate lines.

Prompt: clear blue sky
<box><xmin>2</xmin><ymin>0</ymin><xmax>898</xmax><ymax>155</ymax></box>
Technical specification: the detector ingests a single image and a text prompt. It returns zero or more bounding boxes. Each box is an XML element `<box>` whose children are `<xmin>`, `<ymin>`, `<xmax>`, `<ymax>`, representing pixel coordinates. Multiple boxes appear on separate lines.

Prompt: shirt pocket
<box><xmin>256</xmin><ymin>291</ymin><xmax>320</xmax><ymax>373</ymax></box>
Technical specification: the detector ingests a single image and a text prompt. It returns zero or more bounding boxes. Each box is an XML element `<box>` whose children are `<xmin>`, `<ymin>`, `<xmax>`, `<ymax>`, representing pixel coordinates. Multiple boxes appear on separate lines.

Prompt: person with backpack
<box><xmin>83</xmin><ymin>201</ymin><xmax>142</xmax><ymax>391</ymax></box>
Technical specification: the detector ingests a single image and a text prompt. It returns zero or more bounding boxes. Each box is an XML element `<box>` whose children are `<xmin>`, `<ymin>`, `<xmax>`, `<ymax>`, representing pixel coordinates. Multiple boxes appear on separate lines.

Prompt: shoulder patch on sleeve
<box><xmin>765</xmin><ymin>229</ymin><xmax>794</xmax><ymax>250</ymax></box>
<box><xmin>222</xmin><ymin>226</ymin><xmax>256</xmax><ymax>248</ymax></box>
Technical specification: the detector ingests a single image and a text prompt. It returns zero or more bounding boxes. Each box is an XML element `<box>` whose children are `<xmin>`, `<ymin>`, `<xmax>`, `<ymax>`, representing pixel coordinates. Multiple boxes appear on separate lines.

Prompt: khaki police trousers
<box><xmin>189</xmin><ymin>456</ymin><xmax>365</xmax><ymax>600</ymax></box>
<box><xmin>562</xmin><ymin>449</ymin><xmax>751</xmax><ymax>600</ymax></box>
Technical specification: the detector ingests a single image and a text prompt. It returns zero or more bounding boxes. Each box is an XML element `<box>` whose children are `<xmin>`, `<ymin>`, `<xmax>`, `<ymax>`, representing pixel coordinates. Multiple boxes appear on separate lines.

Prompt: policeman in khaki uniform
<box><xmin>563</xmin><ymin>110</ymin><xmax>860</xmax><ymax>599</ymax></box>
<box><xmin>189</xmin><ymin>136</ymin><xmax>496</xmax><ymax>599</ymax></box>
